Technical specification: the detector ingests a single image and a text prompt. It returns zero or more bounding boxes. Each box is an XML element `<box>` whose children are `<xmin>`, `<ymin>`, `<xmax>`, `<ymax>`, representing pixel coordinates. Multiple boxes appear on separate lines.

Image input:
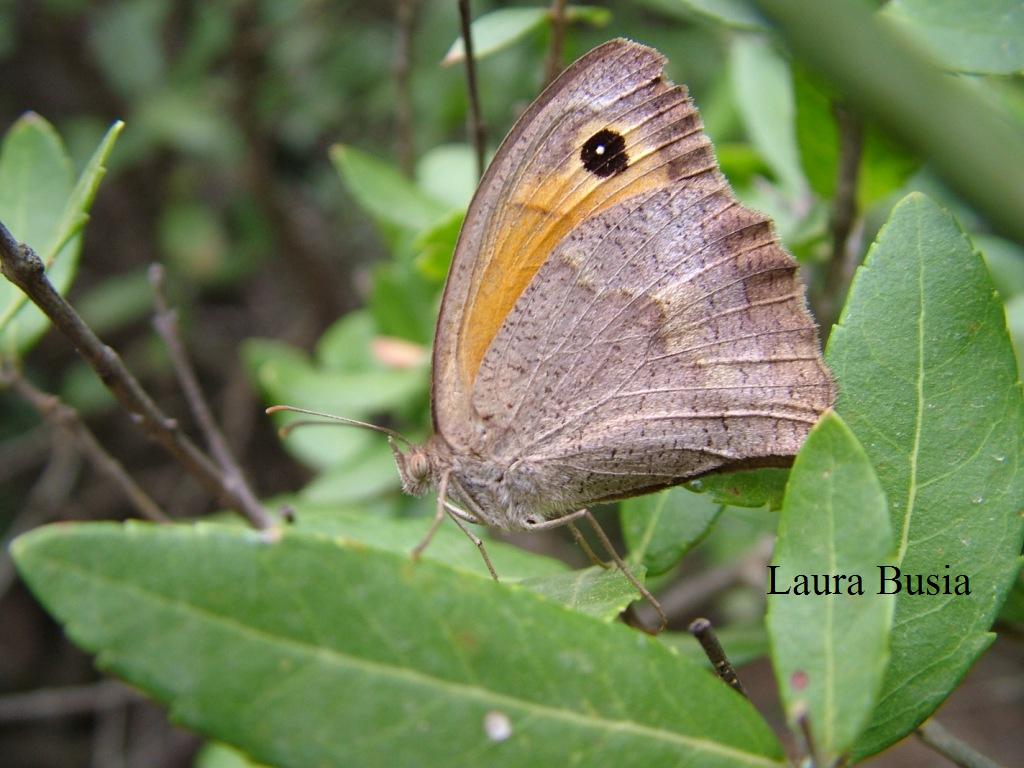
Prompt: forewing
<box><xmin>432</xmin><ymin>40</ymin><xmax>686</xmax><ymax>446</ymax></box>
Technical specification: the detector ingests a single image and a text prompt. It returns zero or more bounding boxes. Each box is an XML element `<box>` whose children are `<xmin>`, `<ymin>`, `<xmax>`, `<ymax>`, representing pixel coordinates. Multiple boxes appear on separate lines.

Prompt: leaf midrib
<box><xmin>898</xmin><ymin>222</ymin><xmax>927</xmax><ymax>564</ymax></box>
<box><xmin>38</xmin><ymin>550</ymin><xmax>782</xmax><ymax>767</ymax></box>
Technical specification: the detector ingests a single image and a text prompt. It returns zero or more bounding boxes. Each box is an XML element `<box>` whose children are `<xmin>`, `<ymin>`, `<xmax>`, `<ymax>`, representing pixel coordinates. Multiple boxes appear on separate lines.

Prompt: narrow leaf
<box><xmin>443</xmin><ymin>6</ymin><xmax>611</xmax><ymax>65</ymax></box>
<box><xmin>330</xmin><ymin>144</ymin><xmax>449</xmax><ymax>233</ymax></box>
<box><xmin>688</xmin><ymin>468</ymin><xmax>789</xmax><ymax>510</ymax></box>
<box><xmin>729</xmin><ymin>37</ymin><xmax>805</xmax><ymax>194</ymax></box>
<box><xmin>14</xmin><ymin>523</ymin><xmax>785</xmax><ymax>768</ymax></box>
<box><xmin>767</xmin><ymin>411</ymin><xmax>894</xmax><ymax>761</ymax></box>
<box><xmin>826</xmin><ymin>193</ymin><xmax>1024</xmax><ymax>758</ymax></box>
<box><xmin>0</xmin><ymin>116</ymin><xmax>121</xmax><ymax>353</ymax></box>
<box><xmin>621</xmin><ymin>488</ymin><xmax>721</xmax><ymax>576</ymax></box>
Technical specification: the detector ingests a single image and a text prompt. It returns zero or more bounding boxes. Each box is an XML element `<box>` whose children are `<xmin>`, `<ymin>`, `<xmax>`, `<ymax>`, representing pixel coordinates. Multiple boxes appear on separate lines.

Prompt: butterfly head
<box><xmin>390</xmin><ymin>439</ymin><xmax>434</xmax><ymax>497</ymax></box>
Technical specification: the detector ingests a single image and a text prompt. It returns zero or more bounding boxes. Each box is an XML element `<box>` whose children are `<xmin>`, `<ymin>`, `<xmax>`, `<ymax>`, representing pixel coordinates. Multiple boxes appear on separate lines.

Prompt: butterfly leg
<box><xmin>445</xmin><ymin>505</ymin><xmax>500</xmax><ymax>581</ymax></box>
<box><xmin>411</xmin><ymin>471</ymin><xmax>450</xmax><ymax>561</ymax></box>
<box><xmin>566</xmin><ymin>521</ymin><xmax>611</xmax><ymax>569</ymax></box>
<box><xmin>525</xmin><ymin>509</ymin><xmax>667</xmax><ymax>632</ymax></box>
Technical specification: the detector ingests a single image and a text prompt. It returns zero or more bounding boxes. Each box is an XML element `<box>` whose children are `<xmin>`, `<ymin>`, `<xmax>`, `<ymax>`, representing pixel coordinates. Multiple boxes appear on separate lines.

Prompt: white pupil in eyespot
<box><xmin>595</xmin><ymin>145</ymin><xmax>605</xmax><ymax>155</ymax></box>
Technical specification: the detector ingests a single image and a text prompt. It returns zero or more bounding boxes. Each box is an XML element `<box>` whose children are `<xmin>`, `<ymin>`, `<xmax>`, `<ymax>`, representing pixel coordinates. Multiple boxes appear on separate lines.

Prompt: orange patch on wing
<box><xmin>456</xmin><ymin>130</ymin><xmax>700</xmax><ymax>391</ymax></box>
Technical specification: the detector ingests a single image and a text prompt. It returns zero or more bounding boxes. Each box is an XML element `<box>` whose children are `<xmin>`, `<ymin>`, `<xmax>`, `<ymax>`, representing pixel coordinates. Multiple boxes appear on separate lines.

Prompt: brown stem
<box><xmin>149</xmin><ymin>264</ymin><xmax>267</xmax><ymax>527</ymax></box>
<box><xmin>916</xmin><ymin>719</ymin><xmax>1006</xmax><ymax>768</ymax></box>
<box><xmin>0</xmin><ymin>220</ymin><xmax>271</xmax><ymax>528</ymax></box>
<box><xmin>543</xmin><ymin>0</ymin><xmax>569</xmax><ymax>86</ymax></box>
<box><xmin>0</xmin><ymin>681</ymin><xmax>140</xmax><ymax>722</ymax></box>
<box><xmin>688</xmin><ymin>617</ymin><xmax>749</xmax><ymax>698</ymax></box>
<box><xmin>1</xmin><ymin>362</ymin><xmax>168</xmax><ymax>524</ymax></box>
<box><xmin>394</xmin><ymin>0</ymin><xmax>418</xmax><ymax>177</ymax></box>
<box><xmin>821</xmin><ymin>102</ymin><xmax>863</xmax><ymax>329</ymax></box>
<box><xmin>457</xmin><ymin>0</ymin><xmax>486</xmax><ymax>178</ymax></box>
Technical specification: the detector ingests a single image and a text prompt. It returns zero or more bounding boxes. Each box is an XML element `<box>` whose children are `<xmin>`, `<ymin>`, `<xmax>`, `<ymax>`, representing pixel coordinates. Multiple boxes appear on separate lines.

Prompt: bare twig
<box><xmin>916</xmin><ymin>719</ymin><xmax>1006</xmax><ymax>768</ymax></box>
<box><xmin>1</xmin><ymin>362</ymin><xmax>168</xmax><ymax>523</ymax></box>
<box><xmin>149</xmin><ymin>264</ymin><xmax>268</xmax><ymax>528</ymax></box>
<box><xmin>457</xmin><ymin>0</ymin><xmax>486</xmax><ymax>177</ymax></box>
<box><xmin>0</xmin><ymin>680</ymin><xmax>140</xmax><ymax>722</ymax></box>
<box><xmin>820</xmin><ymin>102</ymin><xmax>863</xmax><ymax>329</ymax></box>
<box><xmin>795</xmin><ymin>707</ymin><xmax>821</xmax><ymax>768</ymax></box>
<box><xmin>394</xmin><ymin>0</ymin><xmax>418</xmax><ymax>177</ymax></box>
<box><xmin>542</xmin><ymin>0</ymin><xmax>569</xmax><ymax>86</ymax></box>
<box><xmin>688</xmin><ymin>618</ymin><xmax>749</xmax><ymax>698</ymax></box>
<box><xmin>0</xmin><ymin>220</ymin><xmax>271</xmax><ymax>528</ymax></box>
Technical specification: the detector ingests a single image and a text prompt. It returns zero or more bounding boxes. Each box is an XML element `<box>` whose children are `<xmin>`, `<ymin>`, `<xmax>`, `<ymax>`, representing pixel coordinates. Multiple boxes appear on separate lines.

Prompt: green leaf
<box><xmin>519</xmin><ymin>566</ymin><xmax>646</xmax><ymax>621</ymax></box>
<box><xmin>729</xmin><ymin>36</ymin><xmax>805</xmax><ymax>194</ymax></box>
<box><xmin>621</xmin><ymin>488</ymin><xmax>721</xmax><ymax>576</ymax></box>
<box><xmin>14</xmin><ymin>522</ymin><xmax>785</xmax><ymax>768</ymax></box>
<box><xmin>688</xmin><ymin>468</ymin><xmax>789</xmax><ymax>510</ymax></box>
<box><xmin>825</xmin><ymin>193</ymin><xmax>1024</xmax><ymax>758</ymax></box>
<box><xmin>443</xmin><ymin>6</ymin><xmax>611</xmax><ymax>65</ymax></box>
<box><xmin>767</xmin><ymin>412</ymin><xmax>894</xmax><ymax>761</ymax></box>
<box><xmin>634</xmin><ymin>0</ymin><xmax>768</xmax><ymax>31</ymax></box>
<box><xmin>330</xmin><ymin>144</ymin><xmax>450</xmax><ymax>233</ymax></box>
<box><xmin>661</xmin><ymin>624</ymin><xmax>768</xmax><ymax>669</ymax></box>
<box><xmin>416</xmin><ymin>144</ymin><xmax>480</xmax><ymax>210</ymax></box>
<box><xmin>413</xmin><ymin>210</ymin><xmax>465</xmax><ymax>284</ymax></box>
<box><xmin>314</xmin><ymin>311</ymin><xmax>378</xmax><ymax>372</ymax></box>
<box><xmin>195</xmin><ymin>742</ymin><xmax>269</xmax><ymax>768</ymax></box>
<box><xmin>880</xmin><ymin>0</ymin><xmax>1024</xmax><ymax>75</ymax></box>
<box><xmin>254</xmin><ymin>345</ymin><xmax>428</xmax><ymax>427</ymax></box>
<box><xmin>299</xmin><ymin>437</ymin><xmax>402</xmax><ymax>504</ymax></box>
<box><xmin>0</xmin><ymin>116</ymin><xmax>122</xmax><ymax>354</ymax></box>
<box><xmin>288</xmin><ymin>505</ymin><xmax>566</xmax><ymax>581</ymax></box>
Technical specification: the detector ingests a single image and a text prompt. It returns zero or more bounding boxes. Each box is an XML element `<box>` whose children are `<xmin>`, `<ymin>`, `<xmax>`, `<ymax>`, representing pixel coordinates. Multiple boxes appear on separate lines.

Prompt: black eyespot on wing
<box><xmin>581</xmin><ymin>129</ymin><xmax>628</xmax><ymax>177</ymax></box>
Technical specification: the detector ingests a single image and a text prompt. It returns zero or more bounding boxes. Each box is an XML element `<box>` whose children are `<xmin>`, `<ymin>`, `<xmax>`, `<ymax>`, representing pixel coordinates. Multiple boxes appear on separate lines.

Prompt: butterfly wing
<box><xmin>433</xmin><ymin>39</ymin><xmax>688</xmax><ymax>446</ymax></box>
<box><xmin>433</xmin><ymin>39</ymin><xmax>832</xmax><ymax>512</ymax></box>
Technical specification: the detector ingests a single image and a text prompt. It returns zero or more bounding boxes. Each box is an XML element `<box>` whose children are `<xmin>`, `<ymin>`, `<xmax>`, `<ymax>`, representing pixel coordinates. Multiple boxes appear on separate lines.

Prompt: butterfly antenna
<box><xmin>265</xmin><ymin>405</ymin><xmax>413</xmax><ymax>448</ymax></box>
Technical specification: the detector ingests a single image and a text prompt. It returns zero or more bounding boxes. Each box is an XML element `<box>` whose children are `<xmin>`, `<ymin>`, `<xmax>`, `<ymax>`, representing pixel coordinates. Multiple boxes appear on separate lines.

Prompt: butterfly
<box><xmin>278</xmin><ymin>39</ymin><xmax>833</xmax><ymax>627</ymax></box>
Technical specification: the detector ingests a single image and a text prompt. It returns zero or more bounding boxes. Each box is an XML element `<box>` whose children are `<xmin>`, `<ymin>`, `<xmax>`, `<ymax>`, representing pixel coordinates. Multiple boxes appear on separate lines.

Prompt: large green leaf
<box><xmin>880</xmin><ymin>0</ymin><xmax>1024</xmax><ymax>75</ymax></box>
<box><xmin>621</xmin><ymin>487</ymin><xmax>721</xmax><ymax>576</ymax></box>
<box><xmin>0</xmin><ymin>116</ymin><xmax>121</xmax><ymax>354</ymax></box>
<box><xmin>825</xmin><ymin>193</ymin><xmax>1024</xmax><ymax>758</ymax></box>
<box><xmin>767</xmin><ymin>412</ymin><xmax>894</xmax><ymax>762</ymax></box>
<box><xmin>13</xmin><ymin>523</ymin><xmax>785</xmax><ymax>768</ymax></box>
<box><xmin>287</xmin><ymin>505</ymin><xmax>567</xmax><ymax>581</ymax></box>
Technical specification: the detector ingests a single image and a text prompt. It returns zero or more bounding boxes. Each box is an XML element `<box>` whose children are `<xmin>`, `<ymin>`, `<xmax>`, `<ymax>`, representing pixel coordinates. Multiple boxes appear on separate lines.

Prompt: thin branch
<box><xmin>394</xmin><ymin>0</ymin><xmax>418</xmax><ymax>177</ymax></box>
<box><xmin>916</xmin><ymin>719</ymin><xmax>1006</xmax><ymax>768</ymax></box>
<box><xmin>688</xmin><ymin>618</ymin><xmax>749</xmax><ymax>698</ymax></box>
<box><xmin>0</xmin><ymin>680</ymin><xmax>141</xmax><ymax>722</ymax></box>
<box><xmin>542</xmin><ymin>0</ymin><xmax>569</xmax><ymax>86</ymax></box>
<box><xmin>795</xmin><ymin>707</ymin><xmax>821</xmax><ymax>768</ymax></box>
<box><xmin>457</xmin><ymin>0</ymin><xmax>486</xmax><ymax>178</ymax></box>
<box><xmin>820</xmin><ymin>102</ymin><xmax>863</xmax><ymax>328</ymax></box>
<box><xmin>0</xmin><ymin>220</ymin><xmax>271</xmax><ymax>528</ymax></box>
<box><xmin>1</xmin><ymin>362</ymin><xmax>168</xmax><ymax>523</ymax></box>
<box><xmin>149</xmin><ymin>264</ymin><xmax>269</xmax><ymax>528</ymax></box>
